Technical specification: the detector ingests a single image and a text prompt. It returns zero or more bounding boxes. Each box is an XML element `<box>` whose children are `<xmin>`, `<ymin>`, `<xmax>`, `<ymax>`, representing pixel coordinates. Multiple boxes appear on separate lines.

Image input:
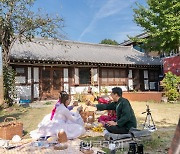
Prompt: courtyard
<box><xmin>0</xmin><ymin>100</ymin><xmax>179</xmax><ymax>153</ymax></box>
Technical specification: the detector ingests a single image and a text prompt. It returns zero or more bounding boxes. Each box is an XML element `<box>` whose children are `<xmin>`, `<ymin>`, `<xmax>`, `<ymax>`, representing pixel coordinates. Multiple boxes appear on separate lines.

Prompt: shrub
<box><xmin>3</xmin><ymin>66</ymin><xmax>16</xmax><ymax>107</ymax></box>
<box><xmin>162</xmin><ymin>72</ymin><xmax>180</xmax><ymax>102</ymax></box>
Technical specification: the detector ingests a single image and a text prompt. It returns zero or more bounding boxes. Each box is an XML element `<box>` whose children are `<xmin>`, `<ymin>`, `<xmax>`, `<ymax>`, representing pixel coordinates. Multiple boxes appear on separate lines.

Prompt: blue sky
<box><xmin>35</xmin><ymin>0</ymin><xmax>147</xmax><ymax>44</ymax></box>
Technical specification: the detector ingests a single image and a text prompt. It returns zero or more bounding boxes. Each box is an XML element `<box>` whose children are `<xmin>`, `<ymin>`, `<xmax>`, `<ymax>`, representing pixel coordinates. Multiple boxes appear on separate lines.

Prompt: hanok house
<box><xmin>10</xmin><ymin>38</ymin><xmax>162</xmax><ymax>101</ymax></box>
<box><xmin>120</xmin><ymin>32</ymin><xmax>180</xmax><ymax>76</ymax></box>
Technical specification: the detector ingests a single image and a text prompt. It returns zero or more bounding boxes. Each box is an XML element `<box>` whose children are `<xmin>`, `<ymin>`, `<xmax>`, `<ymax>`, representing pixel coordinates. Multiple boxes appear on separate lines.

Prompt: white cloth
<box><xmin>30</xmin><ymin>104</ymin><xmax>85</xmax><ymax>140</ymax></box>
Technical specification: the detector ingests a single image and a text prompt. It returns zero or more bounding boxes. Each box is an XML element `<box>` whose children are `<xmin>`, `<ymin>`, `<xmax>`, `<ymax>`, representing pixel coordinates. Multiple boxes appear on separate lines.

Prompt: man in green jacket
<box><xmin>91</xmin><ymin>87</ymin><xmax>137</xmax><ymax>134</ymax></box>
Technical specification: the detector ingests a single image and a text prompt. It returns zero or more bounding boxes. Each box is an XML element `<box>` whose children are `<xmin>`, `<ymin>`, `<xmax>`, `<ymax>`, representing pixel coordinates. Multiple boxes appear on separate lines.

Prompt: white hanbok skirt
<box><xmin>30</xmin><ymin>111</ymin><xmax>85</xmax><ymax>140</ymax></box>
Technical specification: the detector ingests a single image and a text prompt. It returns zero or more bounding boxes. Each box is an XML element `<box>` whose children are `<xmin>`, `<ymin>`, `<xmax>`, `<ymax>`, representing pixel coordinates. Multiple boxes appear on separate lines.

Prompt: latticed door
<box><xmin>52</xmin><ymin>69</ymin><xmax>63</xmax><ymax>99</ymax></box>
<box><xmin>41</xmin><ymin>67</ymin><xmax>63</xmax><ymax>99</ymax></box>
<box><xmin>133</xmin><ymin>69</ymin><xmax>140</xmax><ymax>91</ymax></box>
<box><xmin>42</xmin><ymin>69</ymin><xmax>51</xmax><ymax>93</ymax></box>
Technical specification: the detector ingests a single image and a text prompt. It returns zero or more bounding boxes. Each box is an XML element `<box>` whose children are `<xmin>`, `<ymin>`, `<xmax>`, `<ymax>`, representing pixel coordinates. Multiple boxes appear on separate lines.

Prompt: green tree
<box><xmin>3</xmin><ymin>66</ymin><xmax>16</xmax><ymax>107</ymax></box>
<box><xmin>100</xmin><ymin>39</ymin><xmax>119</xmax><ymax>45</ymax></box>
<box><xmin>0</xmin><ymin>0</ymin><xmax>64</xmax><ymax>106</ymax></box>
<box><xmin>0</xmin><ymin>0</ymin><xmax>64</xmax><ymax>67</ymax></box>
<box><xmin>132</xmin><ymin>0</ymin><xmax>180</xmax><ymax>53</ymax></box>
<box><xmin>162</xmin><ymin>72</ymin><xmax>180</xmax><ymax>102</ymax></box>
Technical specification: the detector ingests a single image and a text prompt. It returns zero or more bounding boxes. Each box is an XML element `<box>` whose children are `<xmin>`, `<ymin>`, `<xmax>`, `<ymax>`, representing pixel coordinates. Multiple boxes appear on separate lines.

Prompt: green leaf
<box><xmin>132</xmin><ymin>0</ymin><xmax>180</xmax><ymax>53</ymax></box>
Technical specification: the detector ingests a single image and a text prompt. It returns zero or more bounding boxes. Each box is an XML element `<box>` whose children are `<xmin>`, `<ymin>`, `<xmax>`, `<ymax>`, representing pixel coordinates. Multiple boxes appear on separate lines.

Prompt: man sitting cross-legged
<box><xmin>89</xmin><ymin>87</ymin><xmax>137</xmax><ymax>134</ymax></box>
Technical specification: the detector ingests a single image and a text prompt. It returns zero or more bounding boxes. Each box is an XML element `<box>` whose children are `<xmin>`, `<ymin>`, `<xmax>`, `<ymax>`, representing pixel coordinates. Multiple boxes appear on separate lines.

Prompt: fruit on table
<box><xmin>92</xmin><ymin>126</ymin><xmax>103</xmax><ymax>132</ymax></box>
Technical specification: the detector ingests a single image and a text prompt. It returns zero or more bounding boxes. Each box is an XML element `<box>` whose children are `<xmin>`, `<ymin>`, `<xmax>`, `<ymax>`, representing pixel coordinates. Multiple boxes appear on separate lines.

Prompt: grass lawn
<box><xmin>83</xmin><ymin>101</ymin><xmax>180</xmax><ymax>154</ymax></box>
<box><xmin>0</xmin><ymin>102</ymin><xmax>54</xmax><ymax>138</ymax></box>
<box><xmin>0</xmin><ymin>101</ymin><xmax>179</xmax><ymax>153</ymax></box>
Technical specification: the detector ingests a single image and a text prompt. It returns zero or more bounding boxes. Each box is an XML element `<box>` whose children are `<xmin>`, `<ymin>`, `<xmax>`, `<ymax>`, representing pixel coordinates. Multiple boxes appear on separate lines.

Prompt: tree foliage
<box><xmin>100</xmin><ymin>39</ymin><xmax>119</xmax><ymax>45</ymax></box>
<box><xmin>3</xmin><ymin>66</ymin><xmax>16</xmax><ymax>107</ymax></box>
<box><xmin>132</xmin><ymin>0</ymin><xmax>180</xmax><ymax>53</ymax></box>
<box><xmin>0</xmin><ymin>0</ymin><xmax>64</xmax><ymax>67</ymax></box>
<box><xmin>162</xmin><ymin>72</ymin><xmax>180</xmax><ymax>101</ymax></box>
<box><xmin>0</xmin><ymin>0</ymin><xmax>64</xmax><ymax>107</ymax></box>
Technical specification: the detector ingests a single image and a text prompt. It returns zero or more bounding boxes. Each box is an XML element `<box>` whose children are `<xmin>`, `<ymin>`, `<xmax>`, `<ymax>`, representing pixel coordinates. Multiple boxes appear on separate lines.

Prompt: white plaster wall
<box><xmin>15</xmin><ymin>76</ymin><xmax>26</xmax><ymax>84</ymax></box>
<box><xmin>70</xmin><ymin>86</ymin><xmax>127</xmax><ymax>94</ymax></box>
<box><xmin>74</xmin><ymin>68</ymin><xmax>79</xmax><ymax>84</ymax></box>
<box><xmin>64</xmin><ymin>68</ymin><xmax>68</xmax><ymax>82</ymax></box>
<box><xmin>92</xmin><ymin>68</ymin><xmax>98</xmax><ymax>82</ymax></box>
<box><xmin>144</xmin><ymin>70</ymin><xmax>149</xmax><ymax>90</ymax></box>
<box><xmin>64</xmin><ymin>84</ymin><xmax>69</xmax><ymax>93</ymax></box>
<box><xmin>101</xmin><ymin>86</ymin><xmax>128</xmax><ymax>92</ymax></box>
<box><xmin>28</xmin><ymin>67</ymin><xmax>31</xmax><ymax>83</ymax></box>
<box><xmin>34</xmin><ymin>67</ymin><xmax>39</xmax><ymax>82</ymax></box>
<box><xmin>128</xmin><ymin>70</ymin><xmax>133</xmax><ymax>90</ymax></box>
<box><xmin>128</xmin><ymin>70</ymin><xmax>133</xmax><ymax>78</ymax></box>
<box><xmin>144</xmin><ymin>70</ymin><xmax>148</xmax><ymax>78</ymax></box>
<box><xmin>128</xmin><ymin>79</ymin><xmax>133</xmax><ymax>90</ymax></box>
<box><xmin>144</xmin><ymin>80</ymin><xmax>149</xmax><ymax>90</ymax></box>
<box><xmin>70</xmin><ymin>86</ymin><xmax>99</xmax><ymax>94</ymax></box>
<box><xmin>34</xmin><ymin>84</ymin><xmax>39</xmax><ymax>98</ymax></box>
<box><xmin>91</xmin><ymin>86</ymin><xmax>99</xmax><ymax>93</ymax></box>
<box><xmin>16</xmin><ymin>86</ymin><xmax>31</xmax><ymax>100</ymax></box>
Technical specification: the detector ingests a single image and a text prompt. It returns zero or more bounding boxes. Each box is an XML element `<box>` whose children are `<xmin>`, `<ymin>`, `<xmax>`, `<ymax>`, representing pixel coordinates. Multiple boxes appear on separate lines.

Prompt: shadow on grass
<box><xmin>156</xmin><ymin>119</ymin><xmax>177</xmax><ymax>127</ymax></box>
<box><xmin>136</xmin><ymin>116</ymin><xmax>177</xmax><ymax>129</ymax></box>
<box><xmin>81</xmin><ymin>124</ymin><xmax>176</xmax><ymax>154</ymax></box>
<box><xmin>0</xmin><ymin>104</ymin><xmax>30</xmax><ymax>122</ymax></box>
<box><xmin>0</xmin><ymin>112</ymin><xmax>24</xmax><ymax>122</ymax></box>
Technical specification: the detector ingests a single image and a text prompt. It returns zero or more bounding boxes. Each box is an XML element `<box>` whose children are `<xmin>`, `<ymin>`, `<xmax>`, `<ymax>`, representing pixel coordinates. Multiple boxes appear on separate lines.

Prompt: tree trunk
<box><xmin>1</xmin><ymin>28</ymin><xmax>12</xmax><ymax>107</ymax></box>
<box><xmin>0</xmin><ymin>46</ymin><xmax>4</xmax><ymax>107</ymax></box>
<box><xmin>2</xmin><ymin>27</ymin><xmax>11</xmax><ymax>67</ymax></box>
<box><xmin>168</xmin><ymin>118</ymin><xmax>180</xmax><ymax>154</ymax></box>
<box><xmin>2</xmin><ymin>46</ymin><xmax>10</xmax><ymax>68</ymax></box>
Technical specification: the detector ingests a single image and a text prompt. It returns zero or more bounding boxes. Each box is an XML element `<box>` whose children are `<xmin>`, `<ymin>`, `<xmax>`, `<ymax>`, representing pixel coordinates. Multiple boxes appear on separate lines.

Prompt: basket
<box><xmin>80</xmin><ymin>107</ymin><xmax>95</xmax><ymax>123</ymax></box>
<box><xmin>0</xmin><ymin>117</ymin><xmax>23</xmax><ymax>140</ymax></box>
<box><xmin>82</xmin><ymin>94</ymin><xmax>95</xmax><ymax>102</ymax></box>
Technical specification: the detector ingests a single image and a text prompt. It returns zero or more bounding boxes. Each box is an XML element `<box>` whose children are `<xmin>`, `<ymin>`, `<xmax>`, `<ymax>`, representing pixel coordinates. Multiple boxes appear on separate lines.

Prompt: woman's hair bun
<box><xmin>60</xmin><ymin>91</ymin><xmax>67</xmax><ymax>98</ymax></box>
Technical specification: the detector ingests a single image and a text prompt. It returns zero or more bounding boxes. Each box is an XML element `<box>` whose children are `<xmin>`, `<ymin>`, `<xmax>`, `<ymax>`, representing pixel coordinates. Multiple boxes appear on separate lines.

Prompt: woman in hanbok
<box><xmin>30</xmin><ymin>91</ymin><xmax>85</xmax><ymax>140</ymax></box>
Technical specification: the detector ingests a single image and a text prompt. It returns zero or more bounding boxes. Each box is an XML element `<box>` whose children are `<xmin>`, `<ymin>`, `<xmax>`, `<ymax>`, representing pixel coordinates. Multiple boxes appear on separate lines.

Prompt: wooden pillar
<box><xmin>126</xmin><ymin>65</ymin><xmax>129</xmax><ymax>91</ymax></box>
<box><xmin>98</xmin><ymin>66</ymin><xmax>101</xmax><ymax>93</ymax></box>
<box><xmin>39</xmin><ymin>67</ymin><xmax>42</xmax><ymax>100</ymax></box>
<box><xmin>68</xmin><ymin>67</ymin><xmax>73</xmax><ymax>95</ymax></box>
<box><xmin>31</xmin><ymin>67</ymin><xmax>34</xmax><ymax>102</ymax></box>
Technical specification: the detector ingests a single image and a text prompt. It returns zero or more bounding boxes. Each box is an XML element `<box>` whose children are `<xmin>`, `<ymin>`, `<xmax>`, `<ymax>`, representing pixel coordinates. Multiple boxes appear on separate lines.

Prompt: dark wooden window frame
<box><xmin>100</xmin><ymin>68</ymin><xmax>127</xmax><ymax>86</ymax></box>
<box><xmin>79</xmin><ymin>67</ymin><xmax>91</xmax><ymax>85</ymax></box>
<box><xmin>15</xmin><ymin>66</ymin><xmax>28</xmax><ymax>85</ymax></box>
<box><xmin>149</xmin><ymin>70</ymin><xmax>159</xmax><ymax>82</ymax></box>
<box><xmin>73</xmin><ymin>67</ymin><xmax>94</xmax><ymax>86</ymax></box>
<box><xmin>148</xmin><ymin>69</ymin><xmax>160</xmax><ymax>91</ymax></box>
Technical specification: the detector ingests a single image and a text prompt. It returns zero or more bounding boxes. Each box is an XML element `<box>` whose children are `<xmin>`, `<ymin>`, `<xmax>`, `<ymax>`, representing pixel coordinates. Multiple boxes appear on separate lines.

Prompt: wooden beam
<box><xmin>31</xmin><ymin>66</ymin><xmax>34</xmax><ymax>102</ymax></box>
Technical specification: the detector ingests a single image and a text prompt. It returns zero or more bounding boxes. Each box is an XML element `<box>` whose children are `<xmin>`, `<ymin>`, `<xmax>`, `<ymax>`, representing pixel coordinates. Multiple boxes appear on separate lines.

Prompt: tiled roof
<box><xmin>120</xmin><ymin>32</ymin><xmax>149</xmax><ymax>46</ymax></box>
<box><xmin>10</xmin><ymin>38</ymin><xmax>161</xmax><ymax>65</ymax></box>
